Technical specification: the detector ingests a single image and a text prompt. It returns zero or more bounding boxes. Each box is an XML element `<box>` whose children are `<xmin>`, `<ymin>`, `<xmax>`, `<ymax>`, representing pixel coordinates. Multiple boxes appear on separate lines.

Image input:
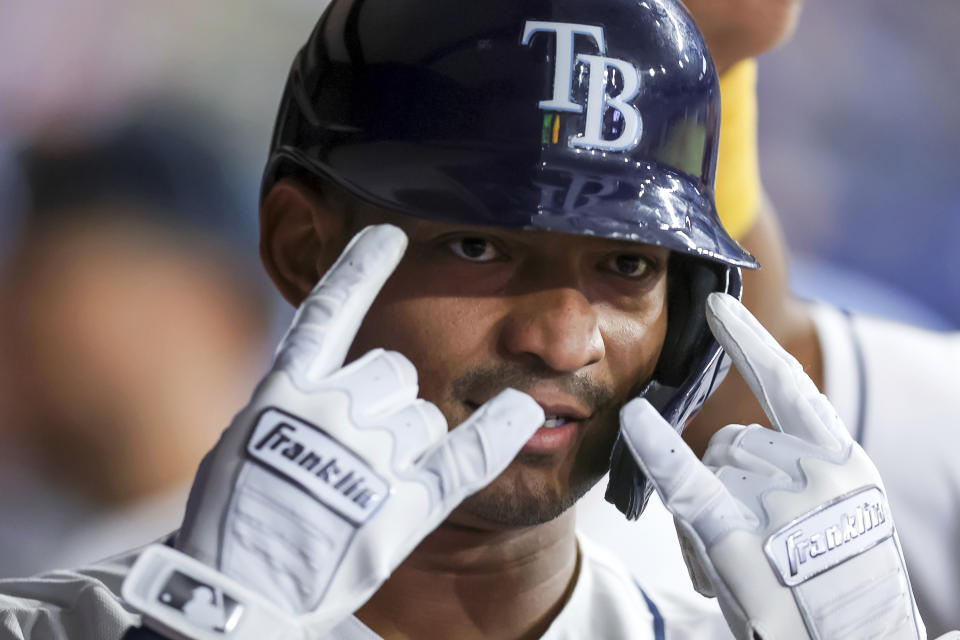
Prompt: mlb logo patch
<box><xmin>157</xmin><ymin>571</ymin><xmax>244</xmax><ymax>634</ymax></box>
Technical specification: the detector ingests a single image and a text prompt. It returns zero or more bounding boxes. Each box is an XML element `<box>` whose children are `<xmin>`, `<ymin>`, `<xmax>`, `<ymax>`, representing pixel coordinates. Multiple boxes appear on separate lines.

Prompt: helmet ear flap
<box><xmin>654</xmin><ymin>255</ymin><xmax>723</xmax><ymax>387</ymax></box>
<box><xmin>605</xmin><ymin>258</ymin><xmax>736</xmax><ymax>519</ymax></box>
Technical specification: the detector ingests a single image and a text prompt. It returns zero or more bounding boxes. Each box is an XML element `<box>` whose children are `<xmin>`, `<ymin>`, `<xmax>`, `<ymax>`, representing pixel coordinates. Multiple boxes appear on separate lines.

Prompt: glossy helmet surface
<box><xmin>263</xmin><ymin>0</ymin><xmax>759</xmax><ymax>519</ymax></box>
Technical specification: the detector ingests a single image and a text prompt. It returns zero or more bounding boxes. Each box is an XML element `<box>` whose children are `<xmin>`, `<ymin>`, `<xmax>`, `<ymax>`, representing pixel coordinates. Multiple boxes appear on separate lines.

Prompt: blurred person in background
<box><xmin>0</xmin><ymin>117</ymin><xmax>273</xmax><ymax>577</ymax></box>
<box><xmin>580</xmin><ymin>0</ymin><xmax>960</xmax><ymax>635</ymax></box>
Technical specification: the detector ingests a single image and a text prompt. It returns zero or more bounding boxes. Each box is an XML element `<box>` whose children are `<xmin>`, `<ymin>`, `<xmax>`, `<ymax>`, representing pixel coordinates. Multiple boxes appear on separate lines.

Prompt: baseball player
<box><xmin>0</xmin><ymin>0</ymin><xmax>948</xmax><ymax>639</ymax></box>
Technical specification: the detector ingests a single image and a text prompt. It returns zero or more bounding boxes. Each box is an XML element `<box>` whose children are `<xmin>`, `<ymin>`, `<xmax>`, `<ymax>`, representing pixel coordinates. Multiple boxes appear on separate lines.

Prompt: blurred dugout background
<box><xmin>0</xmin><ymin>1</ymin><xmax>956</xmax><ymax>578</ymax></box>
<box><xmin>759</xmin><ymin>2</ymin><xmax>960</xmax><ymax>330</ymax></box>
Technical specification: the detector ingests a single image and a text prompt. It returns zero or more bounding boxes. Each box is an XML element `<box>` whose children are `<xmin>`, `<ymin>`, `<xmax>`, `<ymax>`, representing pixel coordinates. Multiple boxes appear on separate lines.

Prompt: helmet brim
<box><xmin>266</xmin><ymin>141</ymin><xmax>758</xmax><ymax>270</ymax></box>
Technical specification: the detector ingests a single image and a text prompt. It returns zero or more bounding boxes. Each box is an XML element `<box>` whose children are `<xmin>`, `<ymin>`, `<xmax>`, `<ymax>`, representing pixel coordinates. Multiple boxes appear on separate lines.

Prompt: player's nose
<box><xmin>499</xmin><ymin>287</ymin><xmax>604</xmax><ymax>372</ymax></box>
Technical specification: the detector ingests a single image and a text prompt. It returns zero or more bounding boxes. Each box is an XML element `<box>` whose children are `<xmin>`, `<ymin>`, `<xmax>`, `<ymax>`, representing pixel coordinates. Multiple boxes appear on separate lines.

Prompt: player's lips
<box><xmin>466</xmin><ymin>392</ymin><xmax>591</xmax><ymax>455</ymax></box>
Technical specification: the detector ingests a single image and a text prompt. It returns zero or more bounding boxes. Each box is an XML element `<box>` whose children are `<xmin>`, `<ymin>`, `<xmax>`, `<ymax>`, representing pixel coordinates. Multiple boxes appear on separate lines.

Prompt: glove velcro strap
<box><xmin>122</xmin><ymin>544</ymin><xmax>300</xmax><ymax>640</ymax></box>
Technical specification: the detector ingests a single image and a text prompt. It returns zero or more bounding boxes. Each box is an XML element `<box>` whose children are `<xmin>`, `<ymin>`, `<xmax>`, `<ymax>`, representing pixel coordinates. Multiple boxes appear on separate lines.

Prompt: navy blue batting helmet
<box><xmin>263</xmin><ymin>0</ymin><xmax>759</xmax><ymax>519</ymax></box>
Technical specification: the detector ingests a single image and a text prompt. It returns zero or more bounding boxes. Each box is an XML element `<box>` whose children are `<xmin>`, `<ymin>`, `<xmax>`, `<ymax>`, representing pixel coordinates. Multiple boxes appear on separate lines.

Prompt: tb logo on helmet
<box><xmin>522</xmin><ymin>21</ymin><xmax>643</xmax><ymax>152</ymax></box>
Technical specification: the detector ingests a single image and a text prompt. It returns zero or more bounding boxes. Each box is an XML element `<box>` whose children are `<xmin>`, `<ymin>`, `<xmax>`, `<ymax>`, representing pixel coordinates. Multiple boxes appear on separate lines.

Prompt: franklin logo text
<box><xmin>764</xmin><ymin>486</ymin><xmax>895</xmax><ymax>586</ymax></box>
<box><xmin>247</xmin><ymin>408</ymin><xmax>388</xmax><ymax>524</ymax></box>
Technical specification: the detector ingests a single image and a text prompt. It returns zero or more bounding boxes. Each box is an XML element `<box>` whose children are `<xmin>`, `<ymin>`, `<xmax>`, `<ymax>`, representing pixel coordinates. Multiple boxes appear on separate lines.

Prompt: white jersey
<box><xmin>0</xmin><ymin>535</ymin><xmax>719</xmax><ymax>640</ymax></box>
<box><xmin>577</xmin><ymin>482</ymin><xmax>731</xmax><ymax>638</ymax></box>
<box><xmin>326</xmin><ymin>536</ymin><xmax>719</xmax><ymax>640</ymax></box>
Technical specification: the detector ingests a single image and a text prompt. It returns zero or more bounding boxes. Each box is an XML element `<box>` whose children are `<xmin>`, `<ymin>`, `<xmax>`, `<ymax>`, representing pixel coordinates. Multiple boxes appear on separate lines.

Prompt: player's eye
<box><xmin>446</xmin><ymin>237</ymin><xmax>502</xmax><ymax>262</ymax></box>
<box><xmin>603</xmin><ymin>253</ymin><xmax>652</xmax><ymax>279</ymax></box>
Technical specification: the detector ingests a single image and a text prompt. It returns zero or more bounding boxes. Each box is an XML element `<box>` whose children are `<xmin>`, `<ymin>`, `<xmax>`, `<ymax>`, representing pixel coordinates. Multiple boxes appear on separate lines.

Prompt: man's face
<box><xmin>343</xmin><ymin>213</ymin><xmax>669</xmax><ymax>529</ymax></box>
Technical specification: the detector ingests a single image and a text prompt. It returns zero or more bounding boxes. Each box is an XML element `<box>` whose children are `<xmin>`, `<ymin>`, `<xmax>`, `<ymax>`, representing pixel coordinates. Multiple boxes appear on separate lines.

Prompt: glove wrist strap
<box><xmin>122</xmin><ymin>544</ymin><xmax>300</xmax><ymax>640</ymax></box>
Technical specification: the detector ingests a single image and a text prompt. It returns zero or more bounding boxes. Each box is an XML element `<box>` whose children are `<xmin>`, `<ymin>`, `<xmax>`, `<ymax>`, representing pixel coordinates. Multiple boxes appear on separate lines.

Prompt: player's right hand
<box><xmin>121</xmin><ymin>225</ymin><xmax>544</xmax><ymax>640</ymax></box>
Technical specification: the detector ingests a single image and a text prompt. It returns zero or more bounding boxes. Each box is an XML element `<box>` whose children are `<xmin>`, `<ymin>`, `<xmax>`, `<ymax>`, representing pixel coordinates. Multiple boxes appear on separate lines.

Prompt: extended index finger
<box><xmin>704</xmin><ymin>292</ymin><xmax>849</xmax><ymax>450</ymax></box>
<box><xmin>273</xmin><ymin>224</ymin><xmax>408</xmax><ymax>384</ymax></box>
<box><xmin>619</xmin><ymin>398</ymin><xmax>755</xmax><ymax>543</ymax></box>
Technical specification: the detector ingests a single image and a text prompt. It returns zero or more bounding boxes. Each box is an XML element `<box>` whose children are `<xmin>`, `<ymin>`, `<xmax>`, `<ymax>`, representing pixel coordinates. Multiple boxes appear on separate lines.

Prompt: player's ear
<box><xmin>260</xmin><ymin>177</ymin><xmax>352</xmax><ymax>306</ymax></box>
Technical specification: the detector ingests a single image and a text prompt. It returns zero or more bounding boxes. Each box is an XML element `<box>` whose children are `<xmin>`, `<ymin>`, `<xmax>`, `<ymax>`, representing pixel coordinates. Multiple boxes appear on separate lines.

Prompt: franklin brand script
<box><xmin>247</xmin><ymin>408</ymin><xmax>388</xmax><ymax>524</ymax></box>
<box><xmin>764</xmin><ymin>486</ymin><xmax>894</xmax><ymax>586</ymax></box>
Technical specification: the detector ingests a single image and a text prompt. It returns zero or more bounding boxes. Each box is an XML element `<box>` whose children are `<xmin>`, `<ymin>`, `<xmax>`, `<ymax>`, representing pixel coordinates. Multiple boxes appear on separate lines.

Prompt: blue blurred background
<box><xmin>757</xmin><ymin>1</ymin><xmax>960</xmax><ymax>330</ymax></box>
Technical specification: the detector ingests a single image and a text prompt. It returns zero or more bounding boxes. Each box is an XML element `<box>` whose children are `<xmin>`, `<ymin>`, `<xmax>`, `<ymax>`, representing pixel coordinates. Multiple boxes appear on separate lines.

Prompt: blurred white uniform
<box><xmin>579</xmin><ymin>303</ymin><xmax>960</xmax><ymax>638</ymax></box>
<box><xmin>0</xmin><ymin>536</ymin><xmax>726</xmax><ymax>640</ymax></box>
<box><xmin>810</xmin><ymin>303</ymin><xmax>960</xmax><ymax>638</ymax></box>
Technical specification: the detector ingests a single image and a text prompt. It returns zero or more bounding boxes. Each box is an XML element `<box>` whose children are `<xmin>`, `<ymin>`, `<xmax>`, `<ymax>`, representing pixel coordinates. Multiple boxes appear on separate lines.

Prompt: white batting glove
<box><xmin>620</xmin><ymin>292</ymin><xmax>930</xmax><ymax>640</ymax></box>
<box><xmin>122</xmin><ymin>225</ymin><xmax>544</xmax><ymax>640</ymax></box>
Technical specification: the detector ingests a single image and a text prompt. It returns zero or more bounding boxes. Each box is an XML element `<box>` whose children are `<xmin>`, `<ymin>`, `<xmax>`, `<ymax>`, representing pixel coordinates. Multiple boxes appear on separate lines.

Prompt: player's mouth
<box><xmin>524</xmin><ymin>411</ymin><xmax>584</xmax><ymax>453</ymax></box>
<box><xmin>466</xmin><ymin>395</ymin><xmax>591</xmax><ymax>455</ymax></box>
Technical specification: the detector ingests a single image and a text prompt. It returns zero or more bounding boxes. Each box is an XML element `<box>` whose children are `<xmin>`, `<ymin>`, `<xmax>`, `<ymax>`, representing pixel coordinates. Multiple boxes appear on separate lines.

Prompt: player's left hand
<box><xmin>620</xmin><ymin>292</ymin><xmax>928</xmax><ymax>640</ymax></box>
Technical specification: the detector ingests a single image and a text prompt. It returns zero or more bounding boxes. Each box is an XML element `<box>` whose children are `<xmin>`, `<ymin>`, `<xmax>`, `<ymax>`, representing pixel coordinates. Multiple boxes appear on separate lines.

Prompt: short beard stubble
<box><xmin>445</xmin><ymin>363</ymin><xmax>621</xmax><ymax>528</ymax></box>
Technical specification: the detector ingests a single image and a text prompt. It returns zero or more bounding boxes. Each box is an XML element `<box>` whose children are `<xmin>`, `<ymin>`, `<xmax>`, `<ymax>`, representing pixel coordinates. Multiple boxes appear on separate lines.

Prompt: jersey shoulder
<box><xmin>0</xmin><ymin>548</ymin><xmax>141</xmax><ymax>640</ymax></box>
<box><xmin>809</xmin><ymin>303</ymin><xmax>960</xmax><ymax>439</ymax></box>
